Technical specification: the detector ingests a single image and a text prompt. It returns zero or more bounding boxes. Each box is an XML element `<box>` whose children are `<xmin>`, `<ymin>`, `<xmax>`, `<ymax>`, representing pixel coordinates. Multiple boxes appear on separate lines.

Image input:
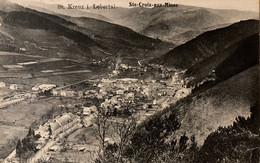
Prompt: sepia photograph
<box><xmin>0</xmin><ymin>0</ymin><xmax>259</xmax><ymax>162</ymax></box>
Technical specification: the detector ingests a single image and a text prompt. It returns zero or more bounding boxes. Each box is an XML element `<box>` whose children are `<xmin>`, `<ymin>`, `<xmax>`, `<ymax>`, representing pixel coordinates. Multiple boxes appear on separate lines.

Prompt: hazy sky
<box><xmin>10</xmin><ymin>0</ymin><xmax>259</xmax><ymax>12</ymax></box>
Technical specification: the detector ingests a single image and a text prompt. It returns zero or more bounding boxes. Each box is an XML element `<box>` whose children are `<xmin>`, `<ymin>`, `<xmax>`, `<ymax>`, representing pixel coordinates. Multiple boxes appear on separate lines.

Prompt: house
<box><xmin>32</xmin><ymin>84</ymin><xmax>57</xmax><ymax>92</ymax></box>
<box><xmin>97</xmin><ymin>94</ymin><xmax>103</xmax><ymax>99</ymax></box>
<box><xmin>83</xmin><ymin>114</ymin><xmax>95</xmax><ymax>127</ymax></box>
<box><xmin>118</xmin><ymin>78</ymin><xmax>138</xmax><ymax>83</ymax></box>
<box><xmin>32</xmin><ymin>85</ymin><xmax>39</xmax><ymax>91</ymax></box>
<box><xmin>19</xmin><ymin>48</ymin><xmax>26</xmax><ymax>52</ymax></box>
<box><xmin>97</xmin><ymin>83</ymin><xmax>104</xmax><ymax>88</ymax></box>
<box><xmin>120</xmin><ymin>64</ymin><xmax>128</xmax><ymax>69</ymax></box>
<box><xmin>49</xmin><ymin>145</ymin><xmax>60</xmax><ymax>152</ymax></box>
<box><xmin>9</xmin><ymin>84</ymin><xmax>18</xmax><ymax>90</ymax></box>
<box><xmin>66</xmin><ymin>90</ymin><xmax>76</xmax><ymax>97</ymax></box>
<box><xmin>0</xmin><ymin>82</ymin><xmax>6</xmax><ymax>88</ymax></box>
<box><xmin>82</xmin><ymin>107</ymin><xmax>91</xmax><ymax>116</ymax></box>
<box><xmin>49</xmin><ymin>113</ymin><xmax>80</xmax><ymax>137</ymax></box>
<box><xmin>36</xmin><ymin>143</ymin><xmax>44</xmax><ymax>150</ymax></box>
<box><xmin>116</xmin><ymin>89</ymin><xmax>124</xmax><ymax>95</ymax></box>
<box><xmin>101</xmin><ymin>78</ymin><xmax>114</xmax><ymax>83</ymax></box>
<box><xmin>52</xmin><ymin>90</ymin><xmax>59</xmax><ymax>96</ymax></box>
<box><xmin>78</xmin><ymin>91</ymin><xmax>84</xmax><ymax>97</ymax></box>
<box><xmin>112</xmin><ymin>70</ymin><xmax>120</xmax><ymax>75</ymax></box>
<box><xmin>142</xmin><ymin>88</ymin><xmax>150</xmax><ymax>96</ymax></box>
<box><xmin>110</xmin><ymin>96</ymin><xmax>120</xmax><ymax>105</ymax></box>
<box><xmin>174</xmin><ymin>88</ymin><xmax>191</xmax><ymax>99</ymax></box>
<box><xmin>126</xmin><ymin>92</ymin><xmax>135</xmax><ymax>99</ymax></box>
<box><xmin>60</xmin><ymin>90</ymin><xmax>67</xmax><ymax>96</ymax></box>
<box><xmin>83</xmin><ymin>105</ymin><xmax>97</xmax><ymax>116</ymax></box>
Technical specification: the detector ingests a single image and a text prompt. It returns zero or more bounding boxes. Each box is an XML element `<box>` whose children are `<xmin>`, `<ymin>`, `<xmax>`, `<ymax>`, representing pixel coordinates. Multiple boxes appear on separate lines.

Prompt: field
<box><xmin>0</xmin><ymin>97</ymin><xmax>67</xmax><ymax>158</ymax></box>
<box><xmin>0</xmin><ymin>52</ymin><xmax>106</xmax><ymax>158</ymax></box>
<box><xmin>0</xmin><ymin>51</ymin><xmax>108</xmax><ymax>91</ymax></box>
<box><xmin>0</xmin><ymin>52</ymin><xmax>42</xmax><ymax>65</ymax></box>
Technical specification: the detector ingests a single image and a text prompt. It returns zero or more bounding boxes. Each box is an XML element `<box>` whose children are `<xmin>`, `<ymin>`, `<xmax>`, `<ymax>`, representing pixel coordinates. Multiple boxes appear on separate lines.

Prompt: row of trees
<box><xmin>16</xmin><ymin>128</ymin><xmax>40</xmax><ymax>161</ymax></box>
<box><xmin>92</xmin><ymin>106</ymin><xmax>138</xmax><ymax>163</ymax></box>
<box><xmin>92</xmin><ymin>102</ymin><xmax>259</xmax><ymax>163</ymax></box>
<box><xmin>196</xmin><ymin>103</ymin><xmax>259</xmax><ymax>163</ymax></box>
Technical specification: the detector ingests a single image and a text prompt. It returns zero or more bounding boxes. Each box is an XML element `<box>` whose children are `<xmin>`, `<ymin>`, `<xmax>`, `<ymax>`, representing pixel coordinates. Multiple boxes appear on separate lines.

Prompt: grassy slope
<box><xmin>125</xmin><ymin>64</ymin><xmax>258</xmax><ymax>162</ymax></box>
<box><xmin>0</xmin><ymin>10</ymin><xmax>96</xmax><ymax>58</ymax></box>
<box><xmin>58</xmin><ymin>15</ymin><xmax>172</xmax><ymax>60</ymax></box>
<box><xmin>3</xmin><ymin>11</ymin><xmax>97</xmax><ymax>45</ymax></box>
<box><xmin>171</xmin><ymin>65</ymin><xmax>258</xmax><ymax>146</ymax></box>
<box><xmin>61</xmin><ymin>16</ymin><xmax>162</xmax><ymax>47</ymax></box>
<box><xmin>128</xmin><ymin>65</ymin><xmax>258</xmax><ymax>160</ymax></box>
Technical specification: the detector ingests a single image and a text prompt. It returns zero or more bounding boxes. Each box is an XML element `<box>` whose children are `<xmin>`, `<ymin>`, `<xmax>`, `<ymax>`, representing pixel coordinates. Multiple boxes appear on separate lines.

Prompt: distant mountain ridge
<box><xmin>87</xmin><ymin>5</ymin><xmax>258</xmax><ymax>45</ymax></box>
<box><xmin>152</xmin><ymin>19</ymin><xmax>258</xmax><ymax>69</ymax></box>
<box><xmin>13</xmin><ymin>1</ymin><xmax>258</xmax><ymax>45</ymax></box>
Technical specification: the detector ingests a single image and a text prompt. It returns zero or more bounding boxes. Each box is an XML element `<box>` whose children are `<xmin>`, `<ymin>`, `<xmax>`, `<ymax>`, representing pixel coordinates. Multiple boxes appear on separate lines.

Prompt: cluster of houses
<box><xmin>82</xmin><ymin>105</ymin><xmax>97</xmax><ymax>127</ymax></box>
<box><xmin>0</xmin><ymin>81</ymin><xmax>19</xmax><ymax>90</ymax></box>
<box><xmin>35</xmin><ymin>113</ymin><xmax>82</xmax><ymax>149</ymax></box>
<box><xmin>52</xmin><ymin>88</ymin><xmax>100</xmax><ymax>98</ymax></box>
<box><xmin>52</xmin><ymin>89</ymin><xmax>78</xmax><ymax>97</ymax></box>
<box><xmin>92</xmin><ymin>77</ymin><xmax>190</xmax><ymax>115</ymax></box>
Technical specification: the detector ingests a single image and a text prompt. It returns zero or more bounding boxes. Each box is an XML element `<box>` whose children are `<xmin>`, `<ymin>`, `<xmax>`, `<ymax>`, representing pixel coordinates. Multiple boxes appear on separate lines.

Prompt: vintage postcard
<box><xmin>0</xmin><ymin>0</ymin><xmax>258</xmax><ymax>162</ymax></box>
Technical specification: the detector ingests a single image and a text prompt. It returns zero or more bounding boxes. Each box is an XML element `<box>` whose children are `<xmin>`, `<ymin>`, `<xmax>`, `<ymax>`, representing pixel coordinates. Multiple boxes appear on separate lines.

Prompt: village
<box><xmin>2</xmin><ymin>60</ymin><xmax>194</xmax><ymax>162</ymax></box>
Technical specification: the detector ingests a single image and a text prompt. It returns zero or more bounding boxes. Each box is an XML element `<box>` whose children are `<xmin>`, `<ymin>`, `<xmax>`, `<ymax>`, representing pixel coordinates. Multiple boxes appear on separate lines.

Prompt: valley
<box><xmin>0</xmin><ymin>0</ymin><xmax>259</xmax><ymax>162</ymax></box>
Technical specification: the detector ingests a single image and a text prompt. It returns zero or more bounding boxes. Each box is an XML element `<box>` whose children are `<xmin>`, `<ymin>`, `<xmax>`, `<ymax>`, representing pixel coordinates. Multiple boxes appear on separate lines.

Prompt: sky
<box><xmin>9</xmin><ymin>0</ymin><xmax>259</xmax><ymax>12</ymax></box>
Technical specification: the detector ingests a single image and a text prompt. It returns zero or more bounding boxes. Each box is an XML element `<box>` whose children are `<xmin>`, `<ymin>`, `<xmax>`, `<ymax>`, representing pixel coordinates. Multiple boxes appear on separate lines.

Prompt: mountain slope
<box><xmin>126</xmin><ymin>18</ymin><xmax>259</xmax><ymax>161</ymax></box>
<box><xmin>5</xmin><ymin>0</ymin><xmax>111</xmax><ymax>22</ymax></box>
<box><xmin>0</xmin><ymin>2</ymin><xmax>172</xmax><ymax>62</ymax></box>
<box><xmin>172</xmin><ymin>65</ymin><xmax>258</xmax><ymax>146</ymax></box>
<box><xmin>215</xmin><ymin>34</ymin><xmax>259</xmax><ymax>81</ymax></box>
<box><xmin>2</xmin><ymin>11</ymin><xmax>98</xmax><ymax>56</ymax></box>
<box><xmin>127</xmin><ymin>64</ymin><xmax>258</xmax><ymax>162</ymax></box>
<box><xmin>58</xmin><ymin>15</ymin><xmax>171</xmax><ymax>57</ymax></box>
<box><xmin>152</xmin><ymin>19</ymin><xmax>258</xmax><ymax>69</ymax></box>
<box><xmin>139</xmin><ymin>8</ymin><xmax>226</xmax><ymax>44</ymax></box>
<box><xmin>0</xmin><ymin>0</ymin><xmax>24</xmax><ymax>12</ymax></box>
<box><xmin>186</xmin><ymin>33</ymin><xmax>258</xmax><ymax>87</ymax></box>
<box><xmin>28</xmin><ymin>3</ymin><xmax>111</xmax><ymax>22</ymax></box>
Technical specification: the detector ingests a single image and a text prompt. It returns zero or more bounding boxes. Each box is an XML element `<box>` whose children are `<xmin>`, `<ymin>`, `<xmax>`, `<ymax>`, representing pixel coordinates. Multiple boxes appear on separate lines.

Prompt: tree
<box><xmin>111</xmin><ymin>116</ymin><xmax>137</xmax><ymax>162</ymax></box>
<box><xmin>21</xmin><ymin>137</ymin><xmax>36</xmax><ymax>152</ymax></box>
<box><xmin>179</xmin><ymin>133</ymin><xmax>188</xmax><ymax>152</ymax></box>
<box><xmin>48</xmin><ymin>125</ymin><xmax>52</xmax><ymax>139</ymax></box>
<box><xmin>16</xmin><ymin>140</ymin><xmax>22</xmax><ymax>158</ymax></box>
<box><xmin>27</xmin><ymin>127</ymin><xmax>35</xmax><ymax>138</ymax></box>
<box><xmin>196</xmin><ymin>103</ymin><xmax>260</xmax><ymax>163</ymax></box>
<box><xmin>92</xmin><ymin>107</ymin><xmax>111</xmax><ymax>162</ymax></box>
